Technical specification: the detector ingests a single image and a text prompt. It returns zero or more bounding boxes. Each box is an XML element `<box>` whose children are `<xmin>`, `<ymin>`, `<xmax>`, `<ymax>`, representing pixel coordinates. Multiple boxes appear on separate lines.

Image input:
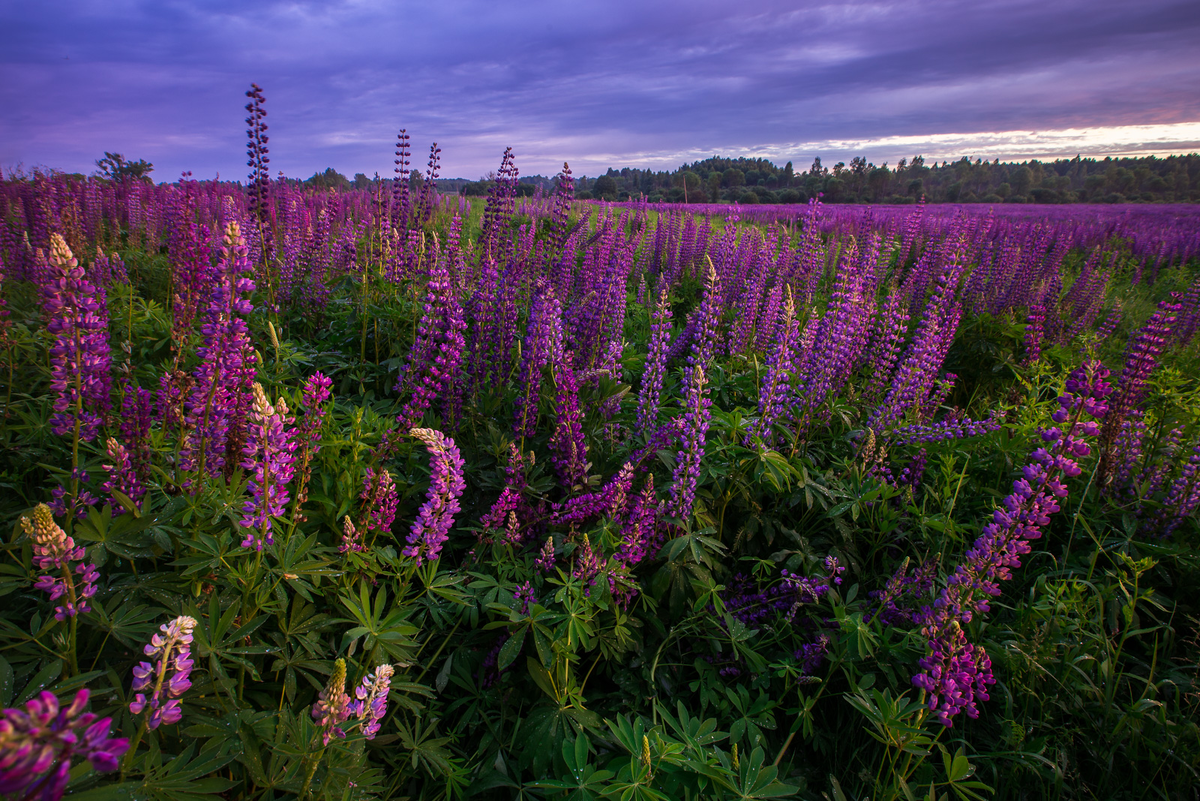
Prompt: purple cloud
<box><xmin>2</xmin><ymin>0</ymin><xmax>1197</xmax><ymax>180</ymax></box>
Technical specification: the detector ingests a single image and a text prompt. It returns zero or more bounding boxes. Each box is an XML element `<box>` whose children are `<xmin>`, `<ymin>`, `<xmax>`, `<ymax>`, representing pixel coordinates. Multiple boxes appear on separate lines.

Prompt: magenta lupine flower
<box><xmin>636</xmin><ymin>285</ymin><xmax>672</xmax><ymax>438</ymax></box>
<box><xmin>101</xmin><ymin>437</ymin><xmax>144</xmax><ymax>513</ymax></box>
<box><xmin>404</xmin><ymin>428</ymin><xmax>466</xmax><ymax>565</ymax></box>
<box><xmin>668</xmin><ymin>363</ymin><xmax>711</xmax><ymax>520</ymax></box>
<box><xmin>0</xmin><ymin>689</ymin><xmax>128</xmax><ymax>801</ymax></box>
<box><xmin>291</xmin><ymin>372</ymin><xmax>333</xmax><ymax>523</ymax></box>
<box><xmin>395</xmin><ymin>249</ymin><xmax>466</xmax><ymax>430</ymax></box>
<box><xmin>360</xmin><ymin>467</ymin><xmax>399</xmax><ymax>537</ymax></box>
<box><xmin>535</xmin><ymin>538</ymin><xmax>556</xmax><ymax>573</ymax></box>
<box><xmin>1021</xmin><ymin>305</ymin><xmax>1045</xmax><ymax>366</ymax></box>
<box><xmin>130</xmin><ymin>615</ymin><xmax>197</xmax><ymax>730</ymax></box>
<box><xmin>179</xmin><ymin>221</ymin><xmax>258</xmax><ymax>481</ymax></box>
<box><xmin>350</xmin><ymin>664</ymin><xmax>394</xmax><ymax>740</ymax></box>
<box><xmin>312</xmin><ymin>659</ymin><xmax>350</xmax><ymax>746</ymax></box>
<box><xmin>119</xmin><ymin>380</ymin><xmax>154</xmax><ymax>477</ymax></box>
<box><xmin>43</xmin><ymin>234</ymin><xmax>111</xmax><ymax>445</ymax></box>
<box><xmin>22</xmin><ymin>504</ymin><xmax>97</xmax><ymax>620</ymax></box>
<box><xmin>338</xmin><ymin>517</ymin><xmax>366</xmax><ymax>554</ymax></box>
<box><xmin>513</xmin><ymin>582</ymin><xmax>537</xmax><ymax>614</ymax></box>
<box><xmin>913</xmin><ymin>360</ymin><xmax>1111</xmax><ymax>726</ymax></box>
<box><xmin>239</xmin><ymin>384</ymin><xmax>298</xmax><ymax>550</ymax></box>
<box><xmin>747</xmin><ymin>285</ymin><xmax>799</xmax><ymax>446</ymax></box>
<box><xmin>548</xmin><ymin>348</ymin><xmax>589</xmax><ymax>490</ymax></box>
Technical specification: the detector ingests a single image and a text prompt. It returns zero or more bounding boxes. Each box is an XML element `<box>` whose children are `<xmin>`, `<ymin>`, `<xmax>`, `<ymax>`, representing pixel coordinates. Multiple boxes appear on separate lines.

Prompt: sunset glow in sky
<box><xmin>3</xmin><ymin>0</ymin><xmax>1198</xmax><ymax>180</ymax></box>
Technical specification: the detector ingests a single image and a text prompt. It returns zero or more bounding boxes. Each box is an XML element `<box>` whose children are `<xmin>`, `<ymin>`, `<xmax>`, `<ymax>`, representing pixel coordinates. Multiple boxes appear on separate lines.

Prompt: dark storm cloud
<box><xmin>2</xmin><ymin>0</ymin><xmax>1198</xmax><ymax>180</ymax></box>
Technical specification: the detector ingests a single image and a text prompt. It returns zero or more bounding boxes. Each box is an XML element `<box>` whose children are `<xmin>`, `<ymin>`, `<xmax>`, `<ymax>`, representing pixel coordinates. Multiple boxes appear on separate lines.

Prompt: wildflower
<box><xmin>339</xmin><ymin>517</ymin><xmax>366</xmax><ymax>554</ymax></box>
<box><xmin>130</xmin><ymin>615</ymin><xmax>197</xmax><ymax>729</ymax></box>
<box><xmin>0</xmin><ymin>689</ymin><xmax>128</xmax><ymax>801</ymax></box>
<box><xmin>535</xmin><ymin>538</ymin><xmax>556</xmax><ymax>573</ymax></box>
<box><xmin>350</xmin><ymin>665</ymin><xmax>394</xmax><ymax>740</ymax></box>
<box><xmin>360</xmin><ymin>467</ymin><xmax>398</xmax><ymax>537</ymax></box>
<box><xmin>239</xmin><ymin>383</ymin><xmax>297</xmax><ymax>550</ymax></box>
<box><xmin>22</xmin><ymin>504</ymin><xmax>97</xmax><ymax>620</ymax></box>
<box><xmin>312</xmin><ymin>659</ymin><xmax>350</xmax><ymax>745</ymax></box>
<box><xmin>404</xmin><ymin>428</ymin><xmax>466</xmax><ymax>565</ymax></box>
<box><xmin>101</xmin><ymin>437</ymin><xmax>144</xmax><ymax>512</ymax></box>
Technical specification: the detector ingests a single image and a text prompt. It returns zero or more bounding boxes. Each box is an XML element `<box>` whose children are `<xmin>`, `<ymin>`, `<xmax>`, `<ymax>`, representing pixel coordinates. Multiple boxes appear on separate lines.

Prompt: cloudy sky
<box><xmin>3</xmin><ymin>0</ymin><xmax>1199</xmax><ymax>181</ymax></box>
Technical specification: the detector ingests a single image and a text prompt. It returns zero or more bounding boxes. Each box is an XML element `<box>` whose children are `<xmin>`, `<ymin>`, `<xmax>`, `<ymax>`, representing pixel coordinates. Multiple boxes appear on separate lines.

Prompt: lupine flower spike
<box><xmin>130</xmin><ymin>615</ymin><xmax>198</xmax><ymax>729</ymax></box>
<box><xmin>350</xmin><ymin>664</ymin><xmax>394</xmax><ymax>739</ymax></box>
<box><xmin>404</xmin><ymin>428</ymin><xmax>467</xmax><ymax>565</ymax></box>
<box><xmin>312</xmin><ymin>658</ymin><xmax>350</xmax><ymax>745</ymax></box>
<box><xmin>0</xmin><ymin>689</ymin><xmax>128</xmax><ymax>801</ymax></box>
<box><xmin>22</xmin><ymin>504</ymin><xmax>98</xmax><ymax>620</ymax></box>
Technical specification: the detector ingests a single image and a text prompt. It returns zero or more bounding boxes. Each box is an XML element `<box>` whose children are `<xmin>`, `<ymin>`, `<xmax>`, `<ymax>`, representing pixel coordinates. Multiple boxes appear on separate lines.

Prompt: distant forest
<box><xmin>296</xmin><ymin>152</ymin><xmax>1200</xmax><ymax>205</ymax></box>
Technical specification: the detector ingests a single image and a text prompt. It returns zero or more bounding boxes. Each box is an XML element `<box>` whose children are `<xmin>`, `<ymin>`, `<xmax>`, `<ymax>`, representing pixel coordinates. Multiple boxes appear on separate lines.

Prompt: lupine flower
<box><xmin>312</xmin><ymin>658</ymin><xmax>350</xmax><ymax>745</ymax></box>
<box><xmin>21</xmin><ymin>504</ymin><xmax>97</xmax><ymax>620</ymax></box>
<box><xmin>548</xmin><ymin>347</ymin><xmax>589</xmax><ymax>489</ymax></box>
<box><xmin>239</xmin><ymin>383</ymin><xmax>298</xmax><ymax>550</ymax></box>
<box><xmin>0</xmin><ymin>689</ymin><xmax>128</xmax><ymax>801</ymax></box>
<box><xmin>130</xmin><ymin>615</ymin><xmax>197</xmax><ymax>730</ymax></box>
<box><xmin>668</xmin><ymin>363</ymin><xmax>711</xmax><ymax>520</ymax></box>
<box><xmin>635</xmin><ymin>285</ymin><xmax>672</xmax><ymax>438</ymax></box>
<box><xmin>101</xmin><ymin>437</ymin><xmax>144</xmax><ymax>513</ymax></box>
<box><xmin>349</xmin><ymin>664</ymin><xmax>394</xmax><ymax>740</ymax></box>
<box><xmin>403</xmin><ymin>428</ymin><xmax>466</xmax><ymax>565</ymax></box>
<box><xmin>913</xmin><ymin>360</ymin><xmax>1111</xmax><ymax>725</ymax></box>
<box><xmin>339</xmin><ymin>517</ymin><xmax>366</xmax><ymax>555</ymax></box>
<box><xmin>513</xmin><ymin>582</ymin><xmax>537</xmax><ymax>614</ymax></box>
<box><xmin>290</xmin><ymin>372</ymin><xmax>333</xmax><ymax>524</ymax></box>
<box><xmin>360</xmin><ymin>467</ymin><xmax>399</xmax><ymax>537</ymax></box>
<box><xmin>43</xmin><ymin>234</ymin><xmax>111</xmax><ymax>445</ymax></box>
<box><xmin>535</xmin><ymin>538</ymin><xmax>556</xmax><ymax>572</ymax></box>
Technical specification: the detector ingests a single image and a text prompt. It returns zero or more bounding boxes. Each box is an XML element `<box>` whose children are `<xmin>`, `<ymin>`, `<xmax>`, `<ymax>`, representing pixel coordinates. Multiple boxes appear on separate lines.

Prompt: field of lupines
<box><xmin>2</xmin><ymin>102</ymin><xmax>1200</xmax><ymax>801</ymax></box>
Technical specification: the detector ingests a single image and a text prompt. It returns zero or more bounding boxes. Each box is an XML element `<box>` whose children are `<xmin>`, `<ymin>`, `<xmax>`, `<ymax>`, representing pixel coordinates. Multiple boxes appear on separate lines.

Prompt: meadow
<box><xmin>1</xmin><ymin>125</ymin><xmax>1200</xmax><ymax>800</ymax></box>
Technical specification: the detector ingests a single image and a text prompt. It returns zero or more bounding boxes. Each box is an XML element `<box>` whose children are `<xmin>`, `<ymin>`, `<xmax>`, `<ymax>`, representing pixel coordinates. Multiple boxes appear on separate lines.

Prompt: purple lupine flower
<box><xmin>312</xmin><ymin>658</ymin><xmax>350</xmax><ymax>746</ymax></box>
<box><xmin>513</xmin><ymin>582</ymin><xmax>537</xmax><ymax>614</ymax></box>
<box><xmin>747</xmin><ymin>285</ymin><xmax>799</xmax><ymax>446</ymax></box>
<box><xmin>868</xmin><ymin>558</ymin><xmax>938</xmax><ymax>626</ymax></box>
<box><xmin>0</xmin><ymin>689</ymin><xmax>128</xmax><ymax>801</ymax></box>
<box><xmin>360</xmin><ymin>467</ymin><xmax>399</xmax><ymax>538</ymax></box>
<box><xmin>913</xmin><ymin>360</ymin><xmax>1111</xmax><ymax>726</ymax></box>
<box><xmin>889</xmin><ymin>409</ymin><xmax>1007</xmax><ymax>447</ymax></box>
<box><xmin>535</xmin><ymin>537</ymin><xmax>556</xmax><ymax>573</ymax></box>
<box><xmin>1100</xmin><ymin>296</ymin><xmax>1180</xmax><ymax>483</ymax></box>
<box><xmin>551</xmin><ymin>464</ymin><xmax>633</xmax><ymax>526</ymax></box>
<box><xmin>1155</xmin><ymin>439</ymin><xmax>1200</xmax><ymax>538</ymax></box>
<box><xmin>119</xmin><ymin>381</ymin><xmax>154</xmax><ymax>477</ymax></box>
<box><xmin>290</xmin><ymin>372</ymin><xmax>333</xmax><ymax>523</ymax></box>
<box><xmin>338</xmin><ymin>517</ymin><xmax>366</xmax><ymax>555</ymax></box>
<box><xmin>668</xmin><ymin>363</ymin><xmax>711</xmax><ymax>520</ymax></box>
<box><xmin>130</xmin><ymin>615</ymin><xmax>198</xmax><ymax>730</ymax></box>
<box><xmin>349</xmin><ymin>664</ymin><xmax>394</xmax><ymax>740</ymax></box>
<box><xmin>1021</xmin><ymin>305</ymin><xmax>1045</xmax><ymax>366</ymax></box>
<box><xmin>635</xmin><ymin>285</ymin><xmax>672</xmax><ymax>438</ymax></box>
<box><xmin>403</xmin><ymin>428</ymin><xmax>466</xmax><ymax>565</ymax></box>
<box><xmin>179</xmin><ymin>221</ymin><xmax>258</xmax><ymax>481</ymax></box>
<box><xmin>21</xmin><ymin>504</ymin><xmax>97</xmax><ymax>620</ymax></box>
<box><xmin>615</xmin><ymin>475</ymin><xmax>662</xmax><ymax>568</ymax></box>
<box><xmin>101</xmin><ymin>437</ymin><xmax>144</xmax><ymax>513</ymax></box>
<box><xmin>43</xmin><ymin>234</ymin><xmax>111</xmax><ymax>445</ymax></box>
<box><xmin>548</xmin><ymin>348</ymin><xmax>589</xmax><ymax>490</ymax></box>
<box><xmin>239</xmin><ymin>384</ymin><xmax>298</xmax><ymax>550</ymax></box>
<box><xmin>513</xmin><ymin>282</ymin><xmax>563</xmax><ymax>438</ymax></box>
<box><xmin>395</xmin><ymin>246</ymin><xmax>466</xmax><ymax>430</ymax></box>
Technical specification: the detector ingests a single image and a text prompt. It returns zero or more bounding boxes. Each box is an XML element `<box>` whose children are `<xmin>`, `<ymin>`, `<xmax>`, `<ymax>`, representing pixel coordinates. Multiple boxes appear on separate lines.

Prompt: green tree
<box><xmin>94</xmin><ymin>152</ymin><xmax>154</xmax><ymax>182</ymax></box>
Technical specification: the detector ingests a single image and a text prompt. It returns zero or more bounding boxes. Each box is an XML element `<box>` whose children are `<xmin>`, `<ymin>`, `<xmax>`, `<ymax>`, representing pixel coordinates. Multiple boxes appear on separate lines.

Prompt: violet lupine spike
<box><xmin>291</xmin><ymin>372</ymin><xmax>333</xmax><ymax>523</ymax></box>
<box><xmin>549</xmin><ymin>348</ymin><xmax>589</xmax><ymax>490</ymax></box>
<box><xmin>395</xmin><ymin>247</ymin><xmax>465</xmax><ymax>430</ymax></box>
<box><xmin>0</xmin><ymin>689</ymin><xmax>128</xmax><ymax>801</ymax></box>
<box><xmin>888</xmin><ymin>409</ymin><xmax>1007</xmax><ymax>448</ymax></box>
<box><xmin>1155</xmin><ymin>440</ymin><xmax>1200</xmax><ymax>538</ymax></box>
<box><xmin>43</xmin><ymin>233</ymin><xmax>111</xmax><ymax>445</ymax></box>
<box><xmin>668</xmin><ymin>362</ymin><xmax>712</xmax><ymax>521</ymax></box>
<box><xmin>1021</xmin><ymin>305</ymin><xmax>1045</xmax><ymax>366</ymax></box>
<box><xmin>403</xmin><ymin>428</ymin><xmax>467</xmax><ymax>565</ymax></box>
<box><xmin>747</xmin><ymin>285</ymin><xmax>799</xmax><ymax>447</ymax></box>
<box><xmin>360</xmin><ymin>467</ymin><xmax>399</xmax><ymax>537</ymax></box>
<box><xmin>130</xmin><ymin>615</ymin><xmax>198</xmax><ymax>730</ymax></box>
<box><xmin>312</xmin><ymin>658</ymin><xmax>351</xmax><ymax>746</ymax></box>
<box><xmin>535</xmin><ymin>537</ymin><xmax>556</xmax><ymax>573</ymax></box>
<box><xmin>101</xmin><ymin>437</ymin><xmax>144</xmax><ymax>513</ymax></box>
<box><xmin>350</xmin><ymin>664</ymin><xmax>394</xmax><ymax>740</ymax></box>
<box><xmin>913</xmin><ymin>359</ymin><xmax>1111</xmax><ymax>726</ymax></box>
<box><xmin>239</xmin><ymin>384</ymin><xmax>298</xmax><ymax>550</ymax></box>
<box><xmin>636</xmin><ymin>285</ymin><xmax>672</xmax><ymax>438</ymax></box>
<box><xmin>339</xmin><ymin>517</ymin><xmax>366</xmax><ymax>554</ymax></box>
<box><xmin>22</xmin><ymin>504</ymin><xmax>97</xmax><ymax>620</ymax></box>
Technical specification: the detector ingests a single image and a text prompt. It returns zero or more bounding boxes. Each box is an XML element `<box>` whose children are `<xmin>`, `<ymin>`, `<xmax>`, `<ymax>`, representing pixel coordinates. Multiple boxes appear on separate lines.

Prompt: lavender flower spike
<box><xmin>130</xmin><ymin>615</ymin><xmax>198</xmax><ymax>730</ymax></box>
<box><xmin>22</xmin><ymin>504</ymin><xmax>98</xmax><ymax>620</ymax></box>
<box><xmin>239</xmin><ymin>383</ymin><xmax>298</xmax><ymax>550</ymax></box>
<box><xmin>350</xmin><ymin>664</ymin><xmax>394</xmax><ymax>740</ymax></box>
<box><xmin>0</xmin><ymin>689</ymin><xmax>128</xmax><ymax>801</ymax></box>
<box><xmin>404</xmin><ymin>428</ymin><xmax>467</xmax><ymax>565</ymax></box>
<box><xmin>312</xmin><ymin>658</ymin><xmax>351</xmax><ymax>745</ymax></box>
